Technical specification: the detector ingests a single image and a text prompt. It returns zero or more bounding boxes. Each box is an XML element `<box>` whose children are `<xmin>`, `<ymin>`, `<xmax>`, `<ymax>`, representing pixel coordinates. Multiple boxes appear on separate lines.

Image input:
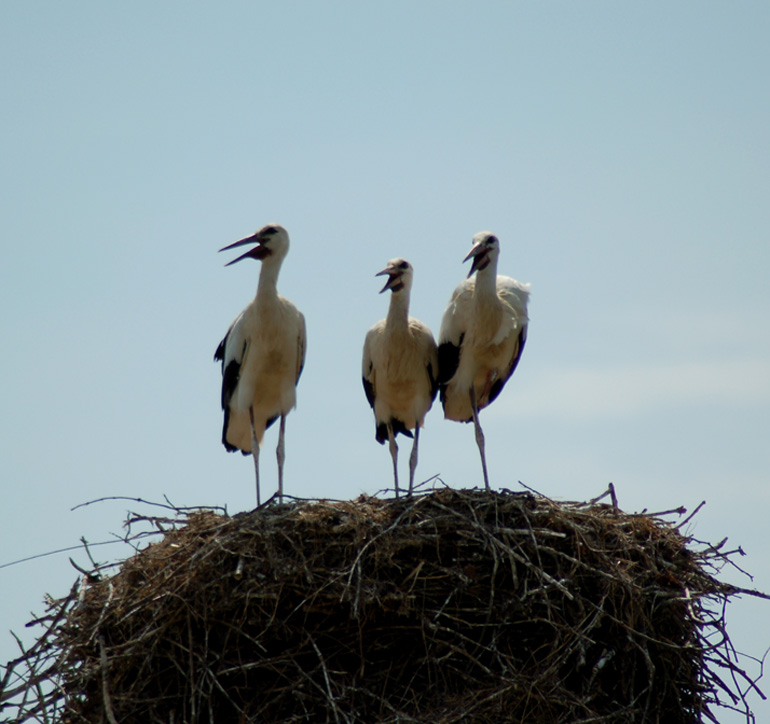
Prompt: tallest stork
<box><xmin>215</xmin><ymin>223</ymin><xmax>307</xmax><ymax>505</ymax></box>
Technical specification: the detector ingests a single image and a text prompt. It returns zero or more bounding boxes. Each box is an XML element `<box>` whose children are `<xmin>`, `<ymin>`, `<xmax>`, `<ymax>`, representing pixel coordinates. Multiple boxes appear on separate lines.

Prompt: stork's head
<box><xmin>463</xmin><ymin>231</ymin><xmax>499</xmax><ymax>277</ymax></box>
<box><xmin>219</xmin><ymin>223</ymin><xmax>290</xmax><ymax>266</ymax></box>
<box><xmin>376</xmin><ymin>258</ymin><xmax>413</xmax><ymax>294</ymax></box>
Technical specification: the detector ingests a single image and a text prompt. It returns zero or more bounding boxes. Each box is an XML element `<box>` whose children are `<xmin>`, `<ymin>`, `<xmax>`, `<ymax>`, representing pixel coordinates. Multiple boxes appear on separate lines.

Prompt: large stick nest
<box><xmin>2</xmin><ymin>488</ymin><xmax>766</xmax><ymax>722</ymax></box>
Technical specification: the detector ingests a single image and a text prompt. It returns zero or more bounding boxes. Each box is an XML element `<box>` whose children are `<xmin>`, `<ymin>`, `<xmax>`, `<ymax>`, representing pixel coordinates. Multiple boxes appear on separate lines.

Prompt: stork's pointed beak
<box><xmin>220</xmin><ymin>233</ymin><xmax>270</xmax><ymax>265</ymax></box>
<box><xmin>375</xmin><ymin>266</ymin><xmax>401</xmax><ymax>293</ymax></box>
<box><xmin>463</xmin><ymin>243</ymin><xmax>488</xmax><ymax>278</ymax></box>
<box><xmin>219</xmin><ymin>233</ymin><xmax>259</xmax><ymax>252</ymax></box>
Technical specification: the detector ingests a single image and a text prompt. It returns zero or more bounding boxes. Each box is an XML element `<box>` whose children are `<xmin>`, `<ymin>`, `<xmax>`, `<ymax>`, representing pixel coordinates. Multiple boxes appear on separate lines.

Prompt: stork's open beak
<box><xmin>463</xmin><ymin>243</ymin><xmax>488</xmax><ymax>278</ymax></box>
<box><xmin>376</xmin><ymin>266</ymin><xmax>402</xmax><ymax>293</ymax></box>
<box><xmin>219</xmin><ymin>233</ymin><xmax>270</xmax><ymax>266</ymax></box>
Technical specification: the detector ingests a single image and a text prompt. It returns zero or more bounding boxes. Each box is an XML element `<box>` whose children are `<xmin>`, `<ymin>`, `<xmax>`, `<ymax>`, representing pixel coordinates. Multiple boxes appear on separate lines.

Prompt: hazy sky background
<box><xmin>2</xmin><ymin>3</ymin><xmax>769</xmax><ymax>721</ymax></box>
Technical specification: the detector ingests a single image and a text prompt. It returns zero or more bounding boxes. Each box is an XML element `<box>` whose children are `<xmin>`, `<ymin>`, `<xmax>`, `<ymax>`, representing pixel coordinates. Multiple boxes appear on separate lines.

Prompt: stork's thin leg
<box><xmin>387</xmin><ymin>424</ymin><xmax>400</xmax><ymax>498</ymax></box>
<box><xmin>469</xmin><ymin>387</ymin><xmax>490</xmax><ymax>490</ymax></box>
<box><xmin>276</xmin><ymin>414</ymin><xmax>286</xmax><ymax>503</ymax></box>
<box><xmin>408</xmin><ymin>424</ymin><xmax>420</xmax><ymax>496</ymax></box>
<box><xmin>249</xmin><ymin>407</ymin><xmax>261</xmax><ymax>507</ymax></box>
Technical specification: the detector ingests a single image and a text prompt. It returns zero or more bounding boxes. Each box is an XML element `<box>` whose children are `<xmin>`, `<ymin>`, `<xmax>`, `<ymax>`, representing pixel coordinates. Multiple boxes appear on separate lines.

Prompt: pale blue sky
<box><xmin>2</xmin><ymin>3</ymin><xmax>769</xmax><ymax>720</ymax></box>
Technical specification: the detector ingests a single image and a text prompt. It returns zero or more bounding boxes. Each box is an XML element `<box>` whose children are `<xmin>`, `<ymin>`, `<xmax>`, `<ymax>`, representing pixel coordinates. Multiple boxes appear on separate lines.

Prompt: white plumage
<box><xmin>362</xmin><ymin>259</ymin><xmax>438</xmax><ymax>496</ymax></box>
<box><xmin>215</xmin><ymin>223</ymin><xmax>306</xmax><ymax>505</ymax></box>
<box><xmin>438</xmin><ymin>231</ymin><xmax>530</xmax><ymax>489</ymax></box>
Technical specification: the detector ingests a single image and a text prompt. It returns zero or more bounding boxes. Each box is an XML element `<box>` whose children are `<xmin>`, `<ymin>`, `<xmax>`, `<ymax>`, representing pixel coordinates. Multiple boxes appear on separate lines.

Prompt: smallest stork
<box><xmin>362</xmin><ymin>259</ymin><xmax>438</xmax><ymax>497</ymax></box>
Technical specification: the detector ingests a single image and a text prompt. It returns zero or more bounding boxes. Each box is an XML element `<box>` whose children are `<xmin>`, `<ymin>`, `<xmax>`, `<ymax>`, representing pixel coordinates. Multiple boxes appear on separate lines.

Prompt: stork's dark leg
<box><xmin>408</xmin><ymin>424</ymin><xmax>420</xmax><ymax>496</ymax></box>
<box><xmin>387</xmin><ymin>423</ymin><xmax>400</xmax><ymax>498</ymax></box>
<box><xmin>276</xmin><ymin>414</ymin><xmax>286</xmax><ymax>503</ymax></box>
<box><xmin>249</xmin><ymin>407</ymin><xmax>261</xmax><ymax>506</ymax></box>
<box><xmin>469</xmin><ymin>387</ymin><xmax>490</xmax><ymax>490</ymax></box>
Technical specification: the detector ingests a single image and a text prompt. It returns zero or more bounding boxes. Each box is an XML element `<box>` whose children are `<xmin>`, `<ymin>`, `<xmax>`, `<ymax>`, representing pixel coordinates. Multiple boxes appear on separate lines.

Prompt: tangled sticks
<box><xmin>2</xmin><ymin>488</ymin><xmax>767</xmax><ymax>723</ymax></box>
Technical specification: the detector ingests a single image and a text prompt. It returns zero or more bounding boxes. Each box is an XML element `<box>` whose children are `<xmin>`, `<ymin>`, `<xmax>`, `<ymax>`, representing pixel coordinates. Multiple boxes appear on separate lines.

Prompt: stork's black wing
<box><xmin>214</xmin><ymin>330</ymin><xmax>243</xmax><ymax>453</ymax></box>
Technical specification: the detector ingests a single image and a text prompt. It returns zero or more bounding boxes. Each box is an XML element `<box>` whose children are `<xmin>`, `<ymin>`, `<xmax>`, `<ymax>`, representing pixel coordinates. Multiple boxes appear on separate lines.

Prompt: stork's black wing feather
<box><xmin>215</xmin><ymin>331</ymin><xmax>243</xmax><ymax>453</ymax></box>
<box><xmin>427</xmin><ymin>359</ymin><xmax>439</xmax><ymax>403</ymax></box>
<box><xmin>437</xmin><ymin>334</ymin><xmax>463</xmax><ymax>386</ymax></box>
<box><xmin>362</xmin><ymin>374</ymin><xmax>376</xmax><ymax>409</ymax></box>
<box><xmin>214</xmin><ymin>338</ymin><xmax>225</xmax><ymax>363</ymax></box>
<box><xmin>296</xmin><ymin>316</ymin><xmax>307</xmax><ymax>385</ymax></box>
<box><xmin>488</xmin><ymin>326</ymin><xmax>527</xmax><ymax>405</ymax></box>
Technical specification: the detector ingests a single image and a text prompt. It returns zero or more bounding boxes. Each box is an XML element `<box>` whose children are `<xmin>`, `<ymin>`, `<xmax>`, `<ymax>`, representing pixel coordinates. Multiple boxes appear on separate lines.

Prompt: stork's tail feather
<box><xmin>375</xmin><ymin>419</ymin><xmax>413</xmax><ymax>444</ymax></box>
<box><xmin>221</xmin><ymin>408</ymin><xmax>251</xmax><ymax>454</ymax></box>
<box><xmin>222</xmin><ymin>437</ymin><xmax>244</xmax><ymax>454</ymax></box>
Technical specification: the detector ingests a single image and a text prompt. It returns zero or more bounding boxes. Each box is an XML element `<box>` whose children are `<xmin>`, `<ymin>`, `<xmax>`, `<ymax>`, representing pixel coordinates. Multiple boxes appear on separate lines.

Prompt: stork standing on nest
<box><xmin>215</xmin><ymin>223</ymin><xmax>306</xmax><ymax>506</ymax></box>
<box><xmin>438</xmin><ymin>232</ymin><xmax>530</xmax><ymax>490</ymax></box>
<box><xmin>362</xmin><ymin>259</ymin><xmax>438</xmax><ymax>497</ymax></box>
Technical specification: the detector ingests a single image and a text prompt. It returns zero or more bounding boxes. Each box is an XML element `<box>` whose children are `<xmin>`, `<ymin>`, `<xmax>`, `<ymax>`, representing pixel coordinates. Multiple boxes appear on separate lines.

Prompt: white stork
<box><xmin>362</xmin><ymin>259</ymin><xmax>438</xmax><ymax>497</ymax></box>
<box><xmin>214</xmin><ymin>223</ymin><xmax>306</xmax><ymax>506</ymax></box>
<box><xmin>438</xmin><ymin>231</ymin><xmax>530</xmax><ymax>490</ymax></box>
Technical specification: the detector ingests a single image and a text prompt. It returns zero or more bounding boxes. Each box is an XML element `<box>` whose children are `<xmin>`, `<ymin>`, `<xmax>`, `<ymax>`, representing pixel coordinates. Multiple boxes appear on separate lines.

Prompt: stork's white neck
<box><xmin>473</xmin><ymin>256</ymin><xmax>499</xmax><ymax>302</ymax></box>
<box><xmin>386</xmin><ymin>288</ymin><xmax>411</xmax><ymax>327</ymax></box>
<box><xmin>256</xmin><ymin>258</ymin><xmax>283</xmax><ymax>299</ymax></box>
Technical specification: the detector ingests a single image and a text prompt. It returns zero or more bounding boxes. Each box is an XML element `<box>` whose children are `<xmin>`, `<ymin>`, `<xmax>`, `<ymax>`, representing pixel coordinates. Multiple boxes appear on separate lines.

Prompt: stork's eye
<box><xmin>398</xmin><ymin>261</ymin><xmax>409</xmax><ymax>270</ymax></box>
<box><xmin>263</xmin><ymin>225</ymin><xmax>279</xmax><ymax>236</ymax></box>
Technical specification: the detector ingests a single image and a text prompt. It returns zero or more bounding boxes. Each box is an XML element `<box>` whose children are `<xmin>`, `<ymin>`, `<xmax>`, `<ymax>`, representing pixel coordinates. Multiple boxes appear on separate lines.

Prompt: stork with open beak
<box><xmin>437</xmin><ymin>232</ymin><xmax>530</xmax><ymax>490</ymax></box>
<box><xmin>214</xmin><ymin>223</ymin><xmax>306</xmax><ymax>505</ymax></box>
<box><xmin>362</xmin><ymin>259</ymin><xmax>438</xmax><ymax>496</ymax></box>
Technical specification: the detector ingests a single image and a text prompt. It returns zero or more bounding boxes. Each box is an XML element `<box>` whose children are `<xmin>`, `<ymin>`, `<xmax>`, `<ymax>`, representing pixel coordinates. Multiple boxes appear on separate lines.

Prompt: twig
<box><xmin>678</xmin><ymin>500</ymin><xmax>706</xmax><ymax>529</ymax></box>
<box><xmin>98</xmin><ymin>636</ymin><xmax>119</xmax><ymax>724</ymax></box>
<box><xmin>311</xmin><ymin>638</ymin><xmax>342</xmax><ymax>724</ymax></box>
